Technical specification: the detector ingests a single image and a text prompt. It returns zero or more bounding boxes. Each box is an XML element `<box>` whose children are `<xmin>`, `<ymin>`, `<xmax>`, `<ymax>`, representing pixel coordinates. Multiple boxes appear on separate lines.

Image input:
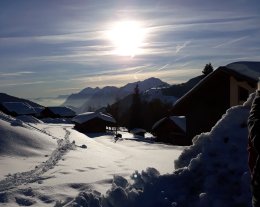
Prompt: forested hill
<box><xmin>161</xmin><ymin>75</ymin><xmax>204</xmax><ymax>97</ymax></box>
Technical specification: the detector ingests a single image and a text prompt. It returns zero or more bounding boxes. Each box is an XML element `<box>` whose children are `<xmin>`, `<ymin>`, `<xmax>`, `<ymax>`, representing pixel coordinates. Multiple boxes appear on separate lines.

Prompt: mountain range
<box><xmin>62</xmin><ymin>77</ymin><xmax>170</xmax><ymax>113</ymax></box>
<box><xmin>0</xmin><ymin>75</ymin><xmax>205</xmax><ymax>115</ymax></box>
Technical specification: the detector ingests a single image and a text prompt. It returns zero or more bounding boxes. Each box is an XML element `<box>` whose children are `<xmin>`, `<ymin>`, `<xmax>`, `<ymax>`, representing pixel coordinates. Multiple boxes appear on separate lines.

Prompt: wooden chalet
<box><xmin>171</xmin><ymin>61</ymin><xmax>259</xmax><ymax>144</ymax></box>
<box><xmin>152</xmin><ymin>116</ymin><xmax>187</xmax><ymax>145</ymax></box>
<box><xmin>72</xmin><ymin>112</ymin><xmax>116</xmax><ymax>133</ymax></box>
<box><xmin>130</xmin><ymin>128</ymin><xmax>146</xmax><ymax>137</ymax></box>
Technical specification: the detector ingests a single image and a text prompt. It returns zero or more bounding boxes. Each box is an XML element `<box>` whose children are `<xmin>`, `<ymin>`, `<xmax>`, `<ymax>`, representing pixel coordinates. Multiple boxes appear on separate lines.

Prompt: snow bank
<box><xmin>68</xmin><ymin>95</ymin><xmax>253</xmax><ymax>207</ymax></box>
<box><xmin>0</xmin><ymin>113</ymin><xmax>56</xmax><ymax>156</ymax></box>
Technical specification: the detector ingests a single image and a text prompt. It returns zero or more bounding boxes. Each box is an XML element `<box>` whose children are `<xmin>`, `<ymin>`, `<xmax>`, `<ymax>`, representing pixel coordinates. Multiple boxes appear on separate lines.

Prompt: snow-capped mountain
<box><xmin>143</xmin><ymin>88</ymin><xmax>178</xmax><ymax>103</ymax></box>
<box><xmin>62</xmin><ymin>87</ymin><xmax>100</xmax><ymax>108</ymax></box>
<box><xmin>63</xmin><ymin>77</ymin><xmax>169</xmax><ymax>113</ymax></box>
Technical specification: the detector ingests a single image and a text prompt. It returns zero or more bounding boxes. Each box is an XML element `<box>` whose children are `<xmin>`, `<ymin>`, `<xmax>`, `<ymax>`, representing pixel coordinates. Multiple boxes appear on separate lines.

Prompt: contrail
<box><xmin>214</xmin><ymin>36</ymin><xmax>248</xmax><ymax>48</ymax></box>
<box><xmin>157</xmin><ymin>64</ymin><xmax>169</xmax><ymax>71</ymax></box>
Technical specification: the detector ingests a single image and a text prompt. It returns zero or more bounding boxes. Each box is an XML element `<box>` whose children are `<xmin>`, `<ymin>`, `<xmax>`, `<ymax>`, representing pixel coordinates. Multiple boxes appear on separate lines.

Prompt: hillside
<box><xmin>161</xmin><ymin>75</ymin><xmax>204</xmax><ymax>97</ymax></box>
<box><xmin>0</xmin><ymin>93</ymin><xmax>42</xmax><ymax>107</ymax></box>
<box><xmin>0</xmin><ymin>110</ymin><xmax>183</xmax><ymax>206</ymax></box>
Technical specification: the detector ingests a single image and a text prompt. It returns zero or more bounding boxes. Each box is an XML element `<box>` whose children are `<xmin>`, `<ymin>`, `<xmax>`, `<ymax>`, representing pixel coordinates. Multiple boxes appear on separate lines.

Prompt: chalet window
<box><xmin>238</xmin><ymin>86</ymin><xmax>249</xmax><ymax>102</ymax></box>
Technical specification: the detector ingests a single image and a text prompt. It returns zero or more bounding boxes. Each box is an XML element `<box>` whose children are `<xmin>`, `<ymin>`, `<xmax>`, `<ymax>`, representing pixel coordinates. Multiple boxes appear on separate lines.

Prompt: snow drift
<box><xmin>67</xmin><ymin>94</ymin><xmax>255</xmax><ymax>207</ymax></box>
<box><xmin>0</xmin><ymin>112</ymin><xmax>56</xmax><ymax>156</ymax></box>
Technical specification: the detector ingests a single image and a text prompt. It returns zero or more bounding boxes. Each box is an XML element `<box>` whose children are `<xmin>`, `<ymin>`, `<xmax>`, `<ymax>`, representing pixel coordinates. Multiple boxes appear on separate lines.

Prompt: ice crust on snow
<box><xmin>68</xmin><ymin>95</ymin><xmax>253</xmax><ymax>207</ymax></box>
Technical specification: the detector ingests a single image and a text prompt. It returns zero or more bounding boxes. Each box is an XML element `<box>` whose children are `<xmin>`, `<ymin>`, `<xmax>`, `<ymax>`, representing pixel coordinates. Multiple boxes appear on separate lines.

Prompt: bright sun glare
<box><xmin>107</xmin><ymin>21</ymin><xmax>146</xmax><ymax>57</ymax></box>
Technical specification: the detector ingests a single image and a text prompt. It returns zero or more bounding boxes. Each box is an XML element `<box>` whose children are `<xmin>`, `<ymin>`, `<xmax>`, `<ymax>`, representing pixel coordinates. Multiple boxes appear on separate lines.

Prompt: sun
<box><xmin>107</xmin><ymin>21</ymin><xmax>146</xmax><ymax>57</ymax></box>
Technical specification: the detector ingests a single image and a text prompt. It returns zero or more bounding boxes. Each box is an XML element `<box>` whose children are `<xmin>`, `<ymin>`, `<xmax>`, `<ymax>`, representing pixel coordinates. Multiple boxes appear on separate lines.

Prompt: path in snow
<box><xmin>0</xmin><ymin>127</ymin><xmax>74</xmax><ymax>192</ymax></box>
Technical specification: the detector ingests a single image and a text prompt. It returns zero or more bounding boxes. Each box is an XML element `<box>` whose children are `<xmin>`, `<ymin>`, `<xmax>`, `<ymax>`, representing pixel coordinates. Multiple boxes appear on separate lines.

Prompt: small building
<box><xmin>171</xmin><ymin>61</ymin><xmax>260</xmax><ymax>144</ymax></box>
<box><xmin>130</xmin><ymin>128</ymin><xmax>146</xmax><ymax>137</ymax></box>
<box><xmin>0</xmin><ymin>102</ymin><xmax>36</xmax><ymax>117</ymax></box>
<box><xmin>41</xmin><ymin>106</ymin><xmax>76</xmax><ymax>118</ymax></box>
<box><xmin>72</xmin><ymin>112</ymin><xmax>116</xmax><ymax>133</ymax></box>
<box><xmin>152</xmin><ymin>116</ymin><xmax>187</xmax><ymax>145</ymax></box>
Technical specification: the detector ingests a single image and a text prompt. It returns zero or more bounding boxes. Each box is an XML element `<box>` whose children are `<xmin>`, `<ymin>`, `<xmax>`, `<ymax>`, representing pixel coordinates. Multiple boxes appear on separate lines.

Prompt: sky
<box><xmin>0</xmin><ymin>0</ymin><xmax>260</xmax><ymax>103</ymax></box>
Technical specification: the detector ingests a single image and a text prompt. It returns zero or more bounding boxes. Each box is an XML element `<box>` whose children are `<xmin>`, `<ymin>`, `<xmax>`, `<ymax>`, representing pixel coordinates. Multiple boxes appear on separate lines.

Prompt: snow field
<box><xmin>65</xmin><ymin>96</ymin><xmax>254</xmax><ymax>207</ymax></box>
<box><xmin>0</xmin><ymin>115</ymin><xmax>184</xmax><ymax>206</ymax></box>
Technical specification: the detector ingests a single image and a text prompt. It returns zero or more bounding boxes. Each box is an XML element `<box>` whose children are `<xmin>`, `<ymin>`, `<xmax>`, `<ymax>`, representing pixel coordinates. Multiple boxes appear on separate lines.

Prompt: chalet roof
<box><xmin>1</xmin><ymin>102</ymin><xmax>36</xmax><ymax>115</ymax></box>
<box><xmin>172</xmin><ymin>61</ymin><xmax>259</xmax><ymax>113</ymax></box>
<box><xmin>130</xmin><ymin>128</ymin><xmax>146</xmax><ymax>134</ymax></box>
<box><xmin>72</xmin><ymin>112</ymin><xmax>116</xmax><ymax>124</ymax></box>
<box><xmin>47</xmin><ymin>106</ymin><xmax>76</xmax><ymax>117</ymax></box>
<box><xmin>226</xmin><ymin>61</ymin><xmax>260</xmax><ymax>81</ymax></box>
<box><xmin>152</xmin><ymin>116</ymin><xmax>186</xmax><ymax>132</ymax></box>
<box><xmin>33</xmin><ymin>107</ymin><xmax>45</xmax><ymax>114</ymax></box>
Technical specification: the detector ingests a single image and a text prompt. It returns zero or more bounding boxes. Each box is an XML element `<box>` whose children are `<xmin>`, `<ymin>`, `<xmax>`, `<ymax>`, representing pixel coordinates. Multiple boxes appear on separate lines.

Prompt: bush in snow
<box><xmin>69</xmin><ymin>94</ymin><xmax>255</xmax><ymax>207</ymax></box>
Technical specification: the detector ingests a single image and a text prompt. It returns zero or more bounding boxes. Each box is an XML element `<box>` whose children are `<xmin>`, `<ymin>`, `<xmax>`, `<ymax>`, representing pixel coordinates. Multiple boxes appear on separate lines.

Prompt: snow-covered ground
<box><xmin>65</xmin><ymin>93</ymin><xmax>252</xmax><ymax>207</ymax></box>
<box><xmin>0</xmin><ymin>113</ymin><xmax>183</xmax><ymax>206</ymax></box>
<box><xmin>0</xmin><ymin>92</ymin><xmax>255</xmax><ymax>206</ymax></box>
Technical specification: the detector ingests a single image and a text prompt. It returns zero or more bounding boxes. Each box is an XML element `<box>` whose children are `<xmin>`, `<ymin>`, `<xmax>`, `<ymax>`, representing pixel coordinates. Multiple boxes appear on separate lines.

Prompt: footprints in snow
<box><xmin>0</xmin><ymin>188</ymin><xmax>54</xmax><ymax>205</ymax></box>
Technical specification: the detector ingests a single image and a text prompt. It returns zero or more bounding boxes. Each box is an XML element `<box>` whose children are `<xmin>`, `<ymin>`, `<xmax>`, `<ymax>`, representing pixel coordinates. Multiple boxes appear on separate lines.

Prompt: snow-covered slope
<box><xmin>121</xmin><ymin>77</ymin><xmax>169</xmax><ymax>93</ymax></box>
<box><xmin>0</xmin><ymin>112</ymin><xmax>56</xmax><ymax>157</ymax></box>
<box><xmin>0</xmin><ymin>93</ymin><xmax>41</xmax><ymax>107</ymax></box>
<box><xmin>0</xmin><ymin>92</ymin><xmax>254</xmax><ymax>206</ymax></box>
<box><xmin>66</xmin><ymin>94</ymin><xmax>255</xmax><ymax>207</ymax></box>
<box><xmin>63</xmin><ymin>87</ymin><xmax>101</xmax><ymax>108</ymax></box>
<box><xmin>143</xmin><ymin>88</ymin><xmax>178</xmax><ymax>104</ymax></box>
<box><xmin>0</xmin><ymin>112</ymin><xmax>183</xmax><ymax>206</ymax></box>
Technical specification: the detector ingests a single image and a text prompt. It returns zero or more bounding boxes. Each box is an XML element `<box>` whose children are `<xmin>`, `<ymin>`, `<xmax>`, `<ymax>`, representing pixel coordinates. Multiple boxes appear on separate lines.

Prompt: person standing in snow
<box><xmin>248</xmin><ymin>88</ymin><xmax>260</xmax><ymax>207</ymax></box>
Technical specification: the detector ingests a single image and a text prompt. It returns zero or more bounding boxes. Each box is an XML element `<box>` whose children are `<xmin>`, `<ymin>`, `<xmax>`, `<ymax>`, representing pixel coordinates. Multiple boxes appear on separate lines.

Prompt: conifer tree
<box><xmin>202</xmin><ymin>62</ymin><xmax>214</xmax><ymax>76</ymax></box>
<box><xmin>129</xmin><ymin>84</ymin><xmax>142</xmax><ymax>130</ymax></box>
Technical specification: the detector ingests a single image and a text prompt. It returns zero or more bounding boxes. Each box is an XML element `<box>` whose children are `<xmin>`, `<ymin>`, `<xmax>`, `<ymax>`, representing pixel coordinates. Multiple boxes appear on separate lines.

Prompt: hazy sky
<box><xmin>0</xmin><ymin>0</ymin><xmax>260</xmax><ymax>101</ymax></box>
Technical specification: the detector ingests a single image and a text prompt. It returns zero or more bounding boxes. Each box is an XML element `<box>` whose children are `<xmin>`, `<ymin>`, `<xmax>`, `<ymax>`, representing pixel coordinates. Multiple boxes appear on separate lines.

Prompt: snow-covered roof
<box><xmin>130</xmin><ymin>128</ymin><xmax>146</xmax><ymax>134</ymax></box>
<box><xmin>152</xmin><ymin>116</ymin><xmax>186</xmax><ymax>132</ymax></box>
<box><xmin>172</xmin><ymin>61</ymin><xmax>260</xmax><ymax>112</ymax></box>
<box><xmin>1</xmin><ymin>102</ymin><xmax>36</xmax><ymax>115</ymax></box>
<box><xmin>72</xmin><ymin>112</ymin><xmax>116</xmax><ymax>124</ymax></box>
<box><xmin>33</xmin><ymin>107</ymin><xmax>45</xmax><ymax>114</ymax></box>
<box><xmin>226</xmin><ymin>61</ymin><xmax>260</xmax><ymax>81</ymax></box>
<box><xmin>170</xmin><ymin>116</ymin><xmax>186</xmax><ymax>132</ymax></box>
<box><xmin>47</xmin><ymin>106</ymin><xmax>75</xmax><ymax>117</ymax></box>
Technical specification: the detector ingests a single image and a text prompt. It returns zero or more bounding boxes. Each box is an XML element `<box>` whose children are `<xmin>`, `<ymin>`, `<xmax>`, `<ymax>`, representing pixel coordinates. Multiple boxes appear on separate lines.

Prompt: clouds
<box><xmin>0</xmin><ymin>71</ymin><xmax>35</xmax><ymax>77</ymax></box>
<box><xmin>0</xmin><ymin>0</ymin><xmax>259</xmax><ymax>99</ymax></box>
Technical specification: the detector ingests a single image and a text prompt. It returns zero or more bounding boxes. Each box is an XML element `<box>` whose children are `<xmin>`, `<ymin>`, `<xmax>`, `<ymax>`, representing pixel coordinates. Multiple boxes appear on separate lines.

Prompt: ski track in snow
<box><xmin>0</xmin><ymin>126</ymin><xmax>74</xmax><ymax>192</ymax></box>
